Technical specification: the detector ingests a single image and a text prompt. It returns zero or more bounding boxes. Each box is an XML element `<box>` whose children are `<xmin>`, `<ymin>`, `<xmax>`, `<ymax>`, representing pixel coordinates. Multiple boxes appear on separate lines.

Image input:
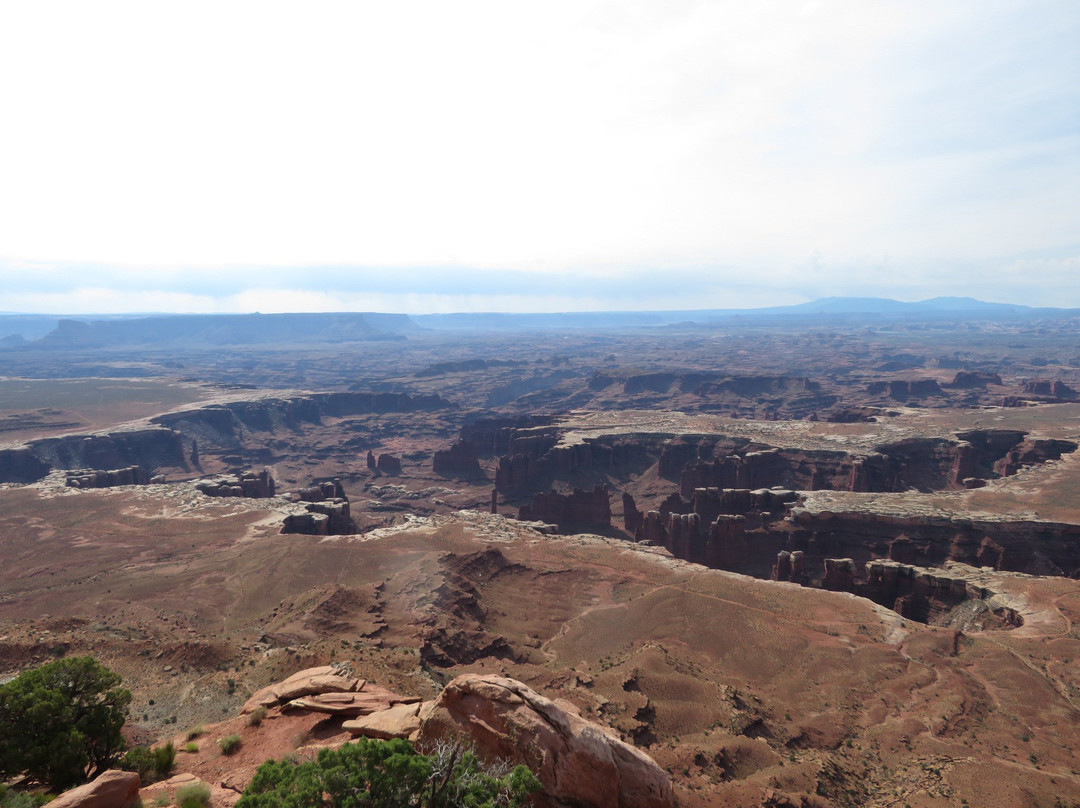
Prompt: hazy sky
<box><xmin>1</xmin><ymin>1</ymin><xmax>1078</xmax><ymax>314</ymax></box>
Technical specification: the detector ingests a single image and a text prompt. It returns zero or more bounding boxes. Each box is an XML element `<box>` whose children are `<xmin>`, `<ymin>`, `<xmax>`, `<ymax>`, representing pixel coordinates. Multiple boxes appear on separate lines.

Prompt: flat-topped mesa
<box><xmin>495</xmin><ymin>431</ymin><xmax>663</xmax><ymax>491</ymax></box>
<box><xmin>945</xmin><ymin>370</ymin><xmax>1003</xmax><ymax>388</ymax></box>
<box><xmin>432</xmin><ymin>440</ymin><xmax>483</xmax><ymax>478</ymax></box>
<box><xmin>294</xmin><ymin>479</ymin><xmax>346</xmax><ymax>502</ymax></box>
<box><xmin>1021</xmin><ymin>379</ymin><xmax>1079</xmax><ymax>400</ymax></box>
<box><xmin>518</xmin><ymin>484</ymin><xmax>611</xmax><ymax>529</ymax></box>
<box><xmin>458</xmin><ymin>415</ymin><xmax>558</xmax><ymax>457</ymax></box>
<box><xmin>66</xmin><ymin>465</ymin><xmax>150</xmax><ymax>488</ymax></box>
<box><xmin>196</xmin><ymin>468</ymin><xmax>275</xmax><ymax>498</ymax></box>
<box><xmin>283</xmin><ymin>497</ymin><xmax>355</xmax><ymax>535</ymax></box>
<box><xmin>866</xmin><ymin>378</ymin><xmax>945</xmax><ymax>400</ymax></box>
<box><xmin>151</xmin><ymin>391</ymin><xmax>454</xmax><ymax>450</ymax></box>
<box><xmin>859</xmin><ymin>560</ymin><xmax>1023</xmax><ymax>628</ymax></box>
<box><xmin>376</xmin><ymin>453</ymin><xmax>402</xmax><ymax>476</ymax></box>
<box><xmin>691</xmin><ymin>487</ymin><xmax>797</xmax><ymax>526</ymax></box>
<box><xmin>791</xmin><ymin>509</ymin><xmax>1080</xmax><ymax>577</ymax></box>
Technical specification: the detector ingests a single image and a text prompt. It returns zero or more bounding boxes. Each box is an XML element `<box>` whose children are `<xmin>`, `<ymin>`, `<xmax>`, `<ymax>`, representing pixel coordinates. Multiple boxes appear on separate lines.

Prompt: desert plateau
<box><xmin>3</xmin><ymin>302</ymin><xmax>1080</xmax><ymax>806</ymax></box>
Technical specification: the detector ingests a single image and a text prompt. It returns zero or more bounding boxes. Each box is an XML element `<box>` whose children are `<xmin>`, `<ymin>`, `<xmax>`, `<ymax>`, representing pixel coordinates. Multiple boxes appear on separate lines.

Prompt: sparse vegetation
<box><xmin>176</xmin><ymin>782</ymin><xmax>211</xmax><ymax>808</ymax></box>
<box><xmin>235</xmin><ymin>737</ymin><xmax>540</xmax><ymax>808</ymax></box>
<box><xmin>184</xmin><ymin>742</ymin><xmax>199</xmax><ymax>753</ymax></box>
<box><xmin>120</xmin><ymin>742</ymin><xmax>176</xmax><ymax>783</ymax></box>
<box><xmin>247</xmin><ymin>706</ymin><xmax>268</xmax><ymax>727</ymax></box>
<box><xmin>0</xmin><ymin>657</ymin><xmax>130</xmax><ymax>791</ymax></box>
<box><xmin>218</xmin><ymin>734</ymin><xmax>242</xmax><ymax>756</ymax></box>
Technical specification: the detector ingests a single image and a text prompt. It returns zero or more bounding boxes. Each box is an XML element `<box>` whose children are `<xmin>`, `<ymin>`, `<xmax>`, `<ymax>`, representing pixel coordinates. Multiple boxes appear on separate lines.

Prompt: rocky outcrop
<box><xmin>295</xmin><ymin>479</ymin><xmax>346</xmax><ymax>502</ymax></box>
<box><xmin>26</xmin><ymin>428</ymin><xmax>187</xmax><ymax>478</ymax></box>
<box><xmin>376</xmin><ymin>453</ymin><xmax>402</xmax><ymax>476</ymax></box>
<box><xmin>495</xmin><ymin>434</ymin><xmax>660</xmax><ymax>491</ymax></box>
<box><xmin>282</xmin><ymin>497</ymin><xmax>355</xmax><ymax>535</ymax></box>
<box><xmin>866</xmin><ymin>379</ymin><xmax>944</xmax><ymax>399</ymax></box>
<box><xmin>242</xmin><ymin>665</ymin><xmax>361</xmax><ymax>713</ymax></box>
<box><xmin>623</xmin><ymin>492</ymin><xmax>643</xmax><ymax>533</ymax></box>
<box><xmin>0</xmin><ymin>448</ymin><xmax>51</xmax><ymax>483</ymax></box>
<box><xmin>772</xmin><ymin>550</ymin><xmax>808</xmax><ymax>585</ymax></box>
<box><xmin>414</xmin><ymin>674</ymin><xmax>673</xmax><ymax>808</ymax></box>
<box><xmin>1021</xmin><ymin>380</ymin><xmax>1078</xmax><ymax>400</ymax></box>
<box><xmin>288</xmin><ymin>687</ymin><xmax>419</xmax><ymax>717</ymax></box>
<box><xmin>48</xmin><ymin>770</ymin><xmax>141</xmax><ymax>808</ymax></box>
<box><xmin>946</xmin><ymin>371</ymin><xmax>1002</xmax><ymax>388</ymax></box>
<box><xmin>432</xmin><ymin>441</ymin><xmax>483</xmax><ymax>478</ymax></box>
<box><xmin>196</xmin><ymin>469</ymin><xmax>275</xmax><ymax>498</ymax></box>
<box><xmin>518</xmin><ymin>485</ymin><xmax>611</xmax><ymax>528</ymax></box>
<box><xmin>66</xmin><ymin>465</ymin><xmax>150</xmax><ymax>488</ymax></box>
<box><xmin>343</xmin><ymin>701</ymin><xmax>422</xmax><ymax>740</ymax></box>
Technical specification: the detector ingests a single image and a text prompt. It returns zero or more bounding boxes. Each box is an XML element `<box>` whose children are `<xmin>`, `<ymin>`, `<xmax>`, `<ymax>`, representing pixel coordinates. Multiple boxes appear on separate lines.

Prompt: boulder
<box><xmin>49</xmin><ymin>770</ymin><xmax>141</xmax><ymax>808</ymax></box>
<box><xmin>343</xmin><ymin>701</ymin><xmax>422</xmax><ymax>739</ymax></box>
<box><xmin>286</xmin><ymin>686</ymin><xmax>416</xmax><ymax>716</ymax></box>
<box><xmin>242</xmin><ymin>666</ymin><xmax>357</xmax><ymax>713</ymax></box>
<box><xmin>414</xmin><ymin>674</ymin><xmax>672</xmax><ymax>808</ymax></box>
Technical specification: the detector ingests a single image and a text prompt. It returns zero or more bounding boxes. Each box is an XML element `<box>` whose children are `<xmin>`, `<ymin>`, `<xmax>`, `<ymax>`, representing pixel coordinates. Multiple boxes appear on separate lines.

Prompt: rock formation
<box><xmin>518</xmin><ymin>484</ymin><xmax>611</xmax><ymax>528</ymax></box>
<box><xmin>432</xmin><ymin>440</ymin><xmax>483</xmax><ymax>478</ymax></box>
<box><xmin>66</xmin><ymin>465</ymin><xmax>149</xmax><ymax>488</ymax></box>
<box><xmin>196</xmin><ymin>469</ymin><xmax>275</xmax><ymax>498</ymax></box>
<box><xmin>376</xmin><ymin>453</ymin><xmax>402</xmax><ymax>476</ymax></box>
<box><xmin>414</xmin><ymin>674</ymin><xmax>673</xmax><ymax>808</ymax></box>
<box><xmin>48</xmin><ymin>770</ymin><xmax>141</xmax><ymax>808</ymax></box>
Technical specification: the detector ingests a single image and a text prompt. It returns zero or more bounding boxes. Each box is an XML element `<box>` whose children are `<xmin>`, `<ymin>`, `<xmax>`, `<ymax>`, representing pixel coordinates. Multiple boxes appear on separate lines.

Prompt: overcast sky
<box><xmin>1</xmin><ymin>0</ymin><xmax>1077</xmax><ymax>314</ymax></box>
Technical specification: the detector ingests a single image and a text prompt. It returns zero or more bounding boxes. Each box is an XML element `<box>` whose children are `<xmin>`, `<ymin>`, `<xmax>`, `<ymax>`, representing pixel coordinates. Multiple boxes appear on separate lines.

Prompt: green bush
<box><xmin>120</xmin><ymin>741</ymin><xmax>175</xmax><ymax>783</ymax></box>
<box><xmin>247</xmin><ymin>706</ymin><xmax>267</xmax><ymax>727</ymax></box>
<box><xmin>218</xmin><ymin>734</ymin><xmax>242</xmax><ymax>756</ymax></box>
<box><xmin>0</xmin><ymin>657</ymin><xmax>131</xmax><ymax>791</ymax></box>
<box><xmin>176</xmin><ymin>782</ymin><xmax>211</xmax><ymax>808</ymax></box>
<box><xmin>236</xmin><ymin>737</ymin><xmax>540</xmax><ymax>808</ymax></box>
<box><xmin>0</xmin><ymin>785</ymin><xmax>49</xmax><ymax>807</ymax></box>
<box><xmin>184</xmin><ymin>742</ymin><xmax>199</xmax><ymax>754</ymax></box>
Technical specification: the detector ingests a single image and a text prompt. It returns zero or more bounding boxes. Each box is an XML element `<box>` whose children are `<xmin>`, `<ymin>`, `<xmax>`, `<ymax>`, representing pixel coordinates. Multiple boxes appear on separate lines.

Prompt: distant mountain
<box><xmin>25</xmin><ymin>312</ymin><xmax>417</xmax><ymax>350</ymax></box>
<box><xmin>4</xmin><ymin>297</ymin><xmax>1074</xmax><ymax>348</ymax></box>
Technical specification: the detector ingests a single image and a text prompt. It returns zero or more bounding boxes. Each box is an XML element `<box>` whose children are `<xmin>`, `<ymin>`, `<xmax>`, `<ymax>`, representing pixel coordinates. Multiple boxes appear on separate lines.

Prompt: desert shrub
<box><xmin>120</xmin><ymin>742</ymin><xmax>175</xmax><ymax>783</ymax></box>
<box><xmin>235</xmin><ymin>737</ymin><xmax>540</xmax><ymax>808</ymax></box>
<box><xmin>0</xmin><ymin>657</ymin><xmax>131</xmax><ymax>791</ymax></box>
<box><xmin>0</xmin><ymin>785</ymin><xmax>49</xmax><ymax>807</ymax></box>
<box><xmin>218</xmin><ymin>734</ymin><xmax>242</xmax><ymax>755</ymax></box>
<box><xmin>153</xmin><ymin>793</ymin><xmax>171</xmax><ymax>807</ymax></box>
<box><xmin>186</xmin><ymin>726</ymin><xmax>206</xmax><ymax>741</ymax></box>
<box><xmin>247</xmin><ymin>706</ymin><xmax>267</xmax><ymax>727</ymax></box>
<box><xmin>184</xmin><ymin>742</ymin><xmax>199</xmax><ymax>753</ymax></box>
<box><xmin>176</xmin><ymin>782</ymin><xmax>211</xmax><ymax>808</ymax></box>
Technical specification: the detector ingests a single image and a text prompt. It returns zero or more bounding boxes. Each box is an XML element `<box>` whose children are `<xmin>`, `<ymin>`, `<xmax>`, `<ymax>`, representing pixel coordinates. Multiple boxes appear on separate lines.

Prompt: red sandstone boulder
<box><xmin>287</xmin><ymin>686</ymin><xmax>418</xmax><ymax>716</ymax></box>
<box><xmin>242</xmin><ymin>666</ymin><xmax>361</xmax><ymax>713</ymax></box>
<box><xmin>343</xmin><ymin>701</ymin><xmax>423</xmax><ymax>739</ymax></box>
<box><xmin>49</xmin><ymin>770</ymin><xmax>141</xmax><ymax>808</ymax></box>
<box><xmin>414</xmin><ymin>674</ymin><xmax>672</xmax><ymax>808</ymax></box>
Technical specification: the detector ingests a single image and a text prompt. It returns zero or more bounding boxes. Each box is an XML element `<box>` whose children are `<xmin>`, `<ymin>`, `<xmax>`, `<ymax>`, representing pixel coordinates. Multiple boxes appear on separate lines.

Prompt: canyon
<box><xmin>3</xmin><ymin>301</ymin><xmax>1080</xmax><ymax>807</ymax></box>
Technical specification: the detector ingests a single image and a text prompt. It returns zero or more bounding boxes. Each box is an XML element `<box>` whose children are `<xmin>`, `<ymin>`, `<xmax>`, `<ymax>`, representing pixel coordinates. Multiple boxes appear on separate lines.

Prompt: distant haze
<box><xmin>1</xmin><ymin>1</ymin><xmax>1077</xmax><ymax>314</ymax></box>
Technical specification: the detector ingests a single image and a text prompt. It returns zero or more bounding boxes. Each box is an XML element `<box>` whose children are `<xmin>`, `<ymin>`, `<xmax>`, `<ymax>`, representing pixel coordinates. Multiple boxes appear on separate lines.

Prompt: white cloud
<box><xmin>0</xmin><ymin>0</ymin><xmax>1077</xmax><ymax>311</ymax></box>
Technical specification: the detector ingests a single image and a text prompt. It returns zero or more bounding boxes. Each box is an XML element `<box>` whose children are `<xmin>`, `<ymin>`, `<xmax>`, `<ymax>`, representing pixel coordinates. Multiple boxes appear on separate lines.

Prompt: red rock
<box><xmin>49</xmin><ymin>770</ymin><xmax>141</xmax><ymax>808</ymax></box>
<box><xmin>415</xmin><ymin>674</ymin><xmax>672</xmax><ymax>808</ymax></box>
<box><xmin>342</xmin><ymin>702</ymin><xmax>422</xmax><ymax>739</ymax></box>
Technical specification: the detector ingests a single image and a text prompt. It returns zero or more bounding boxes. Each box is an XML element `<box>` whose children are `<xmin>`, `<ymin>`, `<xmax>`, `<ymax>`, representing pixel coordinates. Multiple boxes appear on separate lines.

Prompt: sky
<box><xmin>0</xmin><ymin>0</ymin><xmax>1078</xmax><ymax>314</ymax></box>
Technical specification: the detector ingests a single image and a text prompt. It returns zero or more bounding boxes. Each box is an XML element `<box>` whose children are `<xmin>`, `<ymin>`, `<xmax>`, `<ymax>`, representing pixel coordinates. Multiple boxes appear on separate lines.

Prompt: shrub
<box><xmin>186</xmin><ymin>726</ymin><xmax>206</xmax><ymax>741</ymax></box>
<box><xmin>176</xmin><ymin>782</ymin><xmax>211</xmax><ymax>808</ymax></box>
<box><xmin>235</xmin><ymin>737</ymin><xmax>540</xmax><ymax>808</ymax></box>
<box><xmin>0</xmin><ymin>657</ymin><xmax>131</xmax><ymax>791</ymax></box>
<box><xmin>247</xmin><ymin>706</ymin><xmax>267</xmax><ymax>727</ymax></box>
<box><xmin>184</xmin><ymin>742</ymin><xmax>199</xmax><ymax>754</ymax></box>
<box><xmin>218</xmin><ymin>734</ymin><xmax>242</xmax><ymax>756</ymax></box>
<box><xmin>0</xmin><ymin>785</ymin><xmax>49</xmax><ymax>807</ymax></box>
<box><xmin>121</xmin><ymin>742</ymin><xmax>175</xmax><ymax>784</ymax></box>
